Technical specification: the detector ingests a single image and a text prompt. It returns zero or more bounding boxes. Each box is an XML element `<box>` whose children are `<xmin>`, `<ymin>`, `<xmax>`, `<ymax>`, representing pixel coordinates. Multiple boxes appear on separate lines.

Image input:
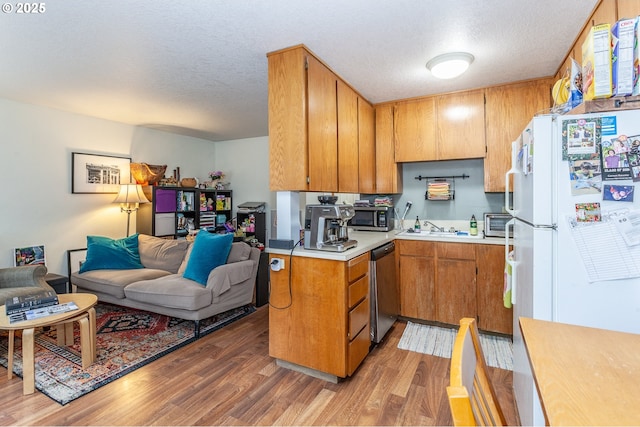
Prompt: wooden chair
<box><xmin>447</xmin><ymin>318</ymin><xmax>507</xmax><ymax>426</ymax></box>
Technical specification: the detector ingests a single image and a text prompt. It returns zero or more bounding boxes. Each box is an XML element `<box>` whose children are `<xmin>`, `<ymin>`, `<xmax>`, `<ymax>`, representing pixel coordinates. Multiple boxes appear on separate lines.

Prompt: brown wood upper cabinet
<box><xmin>394</xmin><ymin>97</ymin><xmax>437</xmax><ymax>162</ymax></box>
<box><xmin>268</xmin><ymin>44</ymin><xmax>378</xmax><ymax>193</ymax></box>
<box><xmin>394</xmin><ymin>89</ymin><xmax>486</xmax><ymax>162</ymax></box>
<box><xmin>267</xmin><ymin>45</ymin><xmax>339</xmax><ymax>192</ymax></box>
<box><xmin>357</xmin><ymin>97</ymin><xmax>376</xmax><ymax>194</ymax></box>
<box><xmin>436</xmin><ymin>89</ymin><xmax>486</xmax><ymax>160</ymax></box>
<box><xmin>484</xmin><ymin>78</ymin><xmax>552</xmax><ymax>192</ymax></box>
<box><xmin>267</xmin><ymin>46</ymin><xmax>309</xmax><ymax>191</ymax></box>
<box><xmin>337</xmin><ymin>81</ymin><xmax>376</xmax><ymax>193</ymax></box>
<box><xmin>374</xmin><ymin>104</ymin><xmax>403</xmax><ymax>194</ymax></box>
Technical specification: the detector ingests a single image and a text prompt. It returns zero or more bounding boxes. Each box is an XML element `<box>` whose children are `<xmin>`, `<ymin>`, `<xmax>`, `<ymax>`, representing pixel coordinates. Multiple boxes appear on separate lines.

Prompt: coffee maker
<box><xmin>303</xmin><ymin>204</ymin><xmax>358</xmax><ymax>252</ymax></box>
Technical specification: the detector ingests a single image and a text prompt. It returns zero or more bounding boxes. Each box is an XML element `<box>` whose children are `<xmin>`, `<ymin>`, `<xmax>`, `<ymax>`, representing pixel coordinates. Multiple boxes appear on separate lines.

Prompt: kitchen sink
<box><xmin>396</xmin><ymin>229</ymin><xmax>483</xmax><ymax>239</ymax></box>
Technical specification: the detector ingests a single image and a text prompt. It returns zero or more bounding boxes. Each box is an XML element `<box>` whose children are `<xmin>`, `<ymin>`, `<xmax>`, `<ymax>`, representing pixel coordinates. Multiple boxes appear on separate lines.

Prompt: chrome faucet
<box><xmin>423</xmin><ymin>220</ymin><xmax>445</xmax><ymax>232</ymax></box>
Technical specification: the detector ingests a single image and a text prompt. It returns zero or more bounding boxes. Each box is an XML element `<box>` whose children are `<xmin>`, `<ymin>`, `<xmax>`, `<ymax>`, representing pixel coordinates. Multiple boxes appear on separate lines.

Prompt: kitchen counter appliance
<box><xmin>351</xmin><ymin>206</ymin><xmax>394</xmax><ymax>231</ymax></box>
<box><xmin>483</xmin><ymin>213</ymin><xmax>512</xmax><ymax>238</ymax></box>
<box><xmin>370</xmin><ymin>241</ymin><xmax>398</xmax><ymax>343</ymax></box>
<box><xmin>303</xmin><ymin>204</ymin><xmax>357</xmax><ymax>252</ymax></box>
<box><xmin>506</xmin><ymin>110</ymin><xmax>640</xmax><ymax>426</ymax></box>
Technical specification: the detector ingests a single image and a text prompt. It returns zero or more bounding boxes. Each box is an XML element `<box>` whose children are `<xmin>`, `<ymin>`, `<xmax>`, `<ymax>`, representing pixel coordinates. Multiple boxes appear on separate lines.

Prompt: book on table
<box><xmin>8</xmin><ymin>301</ymin><xmax>79</xmax><ymax>324</ymax></box>
<box><xmin>5</xmin><ymin>290</ymin><xmax>59</xmax><ymax>315</ymax></box>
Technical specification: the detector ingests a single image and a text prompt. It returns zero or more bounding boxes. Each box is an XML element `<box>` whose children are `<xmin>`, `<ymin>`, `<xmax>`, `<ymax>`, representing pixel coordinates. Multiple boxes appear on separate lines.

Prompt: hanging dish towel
<box><xmin>503</xmin><ymin>251</ymin><xmax>513</xmax><ymax>309</ymax></box>
<box><xmin>427</xmin><ymin>182</ymin><xmax>451</xmax><ymax>200</ymax></box>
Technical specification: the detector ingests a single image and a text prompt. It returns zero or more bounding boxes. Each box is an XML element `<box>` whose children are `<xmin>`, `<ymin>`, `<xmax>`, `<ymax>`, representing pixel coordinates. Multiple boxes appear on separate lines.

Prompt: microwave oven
<box><xmin>483</xmin><ymin>213</ymin><xmax>513</xmax><ymax>238</ymax></box>
<box><xmin>351</xmin><ymin>206</ymin><xmax>394</xmax><ymax>231</ymax></box>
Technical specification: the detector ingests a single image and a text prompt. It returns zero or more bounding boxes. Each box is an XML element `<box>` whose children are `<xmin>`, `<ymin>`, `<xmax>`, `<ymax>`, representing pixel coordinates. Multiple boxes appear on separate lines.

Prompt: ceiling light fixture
<box><xmin>426</xmin><ymin>52</ymin><xmax>474</xmax><ymax>79</ymax></box>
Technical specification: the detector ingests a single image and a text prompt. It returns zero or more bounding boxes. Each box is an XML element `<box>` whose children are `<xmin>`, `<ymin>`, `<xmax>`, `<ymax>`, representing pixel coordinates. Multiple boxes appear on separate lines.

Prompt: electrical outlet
<box><xmin>270</xmin><ymin>258</ymin><xmax>285</xmax><ymax>271</ymax></box>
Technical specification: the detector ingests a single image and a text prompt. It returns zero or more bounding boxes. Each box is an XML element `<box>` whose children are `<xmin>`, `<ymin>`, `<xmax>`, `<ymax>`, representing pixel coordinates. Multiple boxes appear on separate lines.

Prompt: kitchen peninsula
<box><xmin>268</xmin><ymin>229</ymin><xmax>505</xmax><ymax>380</ymax></box>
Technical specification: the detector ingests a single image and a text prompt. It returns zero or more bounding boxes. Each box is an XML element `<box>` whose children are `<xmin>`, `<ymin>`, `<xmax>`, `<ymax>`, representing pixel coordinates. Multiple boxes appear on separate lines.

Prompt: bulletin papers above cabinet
<box><xmin>568</xmin><ymin>209</ymin><xmax>640</xmax><ymax>282</ymax></box>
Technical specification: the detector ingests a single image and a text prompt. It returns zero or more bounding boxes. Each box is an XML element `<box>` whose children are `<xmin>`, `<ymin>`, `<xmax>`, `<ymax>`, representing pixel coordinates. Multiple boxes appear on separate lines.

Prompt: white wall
<box><xmin>212</xmin><ymin>135</ymin><xmax>273</xmax><ymax>231</ymax></box>
<box><xmin>0</xmin><ymin>98</ymin><xmax>268</xmax><ymax>276</ymax></box>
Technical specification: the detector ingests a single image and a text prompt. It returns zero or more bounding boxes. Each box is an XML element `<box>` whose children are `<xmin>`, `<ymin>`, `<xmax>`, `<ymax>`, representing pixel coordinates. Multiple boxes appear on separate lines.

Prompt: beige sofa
<box><xmin>0</xmin><ymin>264</ymin><xmax>54</xmax><ymax>301</ymax></box>
<box><xmin>71</xmin><ymin>234</ymin><xmax>260</xmax><ymax>337</ymax></box>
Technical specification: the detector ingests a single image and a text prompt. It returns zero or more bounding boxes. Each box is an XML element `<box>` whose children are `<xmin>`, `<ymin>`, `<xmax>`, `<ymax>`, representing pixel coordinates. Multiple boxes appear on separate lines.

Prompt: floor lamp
<box><xmin>113</xmin><ymin>183</ymin><xmax>149</xmax><ymax>236</ymax></box>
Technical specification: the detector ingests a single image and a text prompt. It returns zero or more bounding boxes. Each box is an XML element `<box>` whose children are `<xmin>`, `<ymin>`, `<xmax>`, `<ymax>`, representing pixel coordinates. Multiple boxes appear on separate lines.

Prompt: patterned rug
<box><xmin>0</xmin><ymin>302</ymin><xmax>255</xmax><ymax>405</ymax></box>
<box><xmin>397</xmin><ymin>321</ymin><xmax>513</xmax><ymax>370</ymax></box>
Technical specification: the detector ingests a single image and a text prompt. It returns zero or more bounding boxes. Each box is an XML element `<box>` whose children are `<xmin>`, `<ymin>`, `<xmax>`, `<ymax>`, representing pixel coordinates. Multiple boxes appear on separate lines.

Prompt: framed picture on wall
<box><xmin>72</xmin><ymin>152</ymin><xmax>131</xmax><ymax>194</ymax></box>
<box><xmin>14</xmin><ymin>245</ymin><xmax>46</xmax><ymax>266</ymax></box>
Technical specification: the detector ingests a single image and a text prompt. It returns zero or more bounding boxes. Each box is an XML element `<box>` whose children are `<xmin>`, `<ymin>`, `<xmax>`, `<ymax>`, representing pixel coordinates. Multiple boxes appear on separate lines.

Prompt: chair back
<box><xmin>447</xmin><ymin>318</ymin><xmax>506</xmax><ymax>426</ymax></box>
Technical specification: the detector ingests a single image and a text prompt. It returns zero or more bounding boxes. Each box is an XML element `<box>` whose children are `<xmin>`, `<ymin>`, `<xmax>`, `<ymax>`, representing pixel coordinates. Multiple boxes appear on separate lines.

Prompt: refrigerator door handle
<box><xmin>505</xmin><ymin>140</ymin><xmax>520</xmax><ymax>216</ymax></box>
<box><xmin>505</xmin><ymin>168</ymin><xmax>515</xmax><ymax>216</ymax></box>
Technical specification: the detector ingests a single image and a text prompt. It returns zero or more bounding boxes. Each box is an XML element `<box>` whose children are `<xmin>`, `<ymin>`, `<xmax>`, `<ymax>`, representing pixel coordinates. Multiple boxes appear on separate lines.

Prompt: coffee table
<box><xmin>0</xmin><ymin>293</ymin><xmax>97</xmax><ymax>395</ymax></box>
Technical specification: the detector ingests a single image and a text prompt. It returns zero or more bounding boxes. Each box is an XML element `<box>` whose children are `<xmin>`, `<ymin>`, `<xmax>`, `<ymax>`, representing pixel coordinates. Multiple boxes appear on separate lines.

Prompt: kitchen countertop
<box><xmin>266</xmin><ymin>229</ymin><xmax>504</xmax><ymax>261</ymax></box>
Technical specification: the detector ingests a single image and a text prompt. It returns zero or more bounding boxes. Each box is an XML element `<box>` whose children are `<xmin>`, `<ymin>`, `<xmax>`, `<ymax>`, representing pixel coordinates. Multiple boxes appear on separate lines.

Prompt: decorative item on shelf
<box><xmin>207</xmin><ymin>170</ymin><xmax>225</xmax><ymax>189</ymax></box>
<box><xmin>159</xmin><ymin>176</ymin><xmax>178</xmax><ymax>186</ymax></box>
<box><xmin>180</xmin><ymin>177</ymin><xmax>197</xmax><ymax>188</ymax></box>
<box><xmin>130</xmin><ymin>163</ymin><xmax>167</xmax><ymax>186</ymax></box>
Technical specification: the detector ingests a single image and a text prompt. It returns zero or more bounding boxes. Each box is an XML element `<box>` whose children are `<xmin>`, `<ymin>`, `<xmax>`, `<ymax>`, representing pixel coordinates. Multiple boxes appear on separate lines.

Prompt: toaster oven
<box><xmin>484</xmin><ymin>213</ymin><xmax>513</xmax><ymax>238</ymax></box>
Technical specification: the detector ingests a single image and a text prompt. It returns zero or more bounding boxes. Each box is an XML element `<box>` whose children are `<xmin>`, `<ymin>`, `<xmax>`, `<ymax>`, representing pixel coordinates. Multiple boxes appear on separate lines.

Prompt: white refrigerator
<box><xmin>505</xmin><ymin>110</ymin><xmax>640</xmax><ymax>426</ymax></box>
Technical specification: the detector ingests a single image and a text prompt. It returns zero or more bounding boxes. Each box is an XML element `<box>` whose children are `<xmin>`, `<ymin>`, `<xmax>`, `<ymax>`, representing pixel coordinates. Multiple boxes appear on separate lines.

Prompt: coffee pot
<box><xmin>303</xmin><ymin>204</ymin><xmax>358</xmax><ymax>252</ymax></box>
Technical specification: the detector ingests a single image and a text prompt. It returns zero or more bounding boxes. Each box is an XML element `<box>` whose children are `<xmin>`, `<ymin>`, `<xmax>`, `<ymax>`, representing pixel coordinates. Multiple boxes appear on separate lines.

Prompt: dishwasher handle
<box><xmin>371</xmin><ymin>242</ymin><xmax>395</xmax><ymax>260</ymax></box>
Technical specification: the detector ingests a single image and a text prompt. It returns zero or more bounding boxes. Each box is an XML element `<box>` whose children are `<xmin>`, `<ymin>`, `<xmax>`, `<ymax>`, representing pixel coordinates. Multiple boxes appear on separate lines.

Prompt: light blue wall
<box><xmin>390</xmin><ymin>159</ymin><xmax>504</xmax><ymax>220</ymax></box>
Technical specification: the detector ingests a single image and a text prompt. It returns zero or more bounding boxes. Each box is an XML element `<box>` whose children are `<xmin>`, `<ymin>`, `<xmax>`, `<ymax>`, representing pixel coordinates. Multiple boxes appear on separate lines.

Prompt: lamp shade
<box><xmin>113</xmin><ymin>183</ymin><xmax>149</xmax><ymax>205</ymax></box>
<box><xmin>426</xmin><ymin>52</ymin><xmax>474</xmax><ymax>79</ymax></box>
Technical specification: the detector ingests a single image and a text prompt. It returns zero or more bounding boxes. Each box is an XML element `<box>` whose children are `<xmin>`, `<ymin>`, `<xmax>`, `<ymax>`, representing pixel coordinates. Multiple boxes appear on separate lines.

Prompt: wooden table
<box><xmin>519</xmin><ymin>317</ymin><xmax>640</xmax><ymax>426</ymax></box>
<box><xmin>1</xmin><ymin>293</ymin><xmax>97</xmax><ymax>395</ymax></box>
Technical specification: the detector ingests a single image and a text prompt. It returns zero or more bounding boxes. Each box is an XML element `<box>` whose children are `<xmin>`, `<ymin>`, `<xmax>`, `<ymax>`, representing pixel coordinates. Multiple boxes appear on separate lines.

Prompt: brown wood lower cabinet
<box><xmin>398</xmin><ymin>240</ymin><xmax>436</xmax><ymax>320</ymax></box>
<box><xmin>268</xmin><ymin>252</ymin><xmax>370</xmax><ymax>378</ymax></box>
<box><xmin>476</xmin><ymin>244</ymin><xmax>513</xmax><ymax>334</ymax></box>
<box><xmin>397</xmin><ymin>240</ymin><xmax>512</xmax><ymax>335</ymax></box>
<box><xmin>435</xmin><ymin>242</ymin><xmax>477</xmax><ymax>325</ymax></box>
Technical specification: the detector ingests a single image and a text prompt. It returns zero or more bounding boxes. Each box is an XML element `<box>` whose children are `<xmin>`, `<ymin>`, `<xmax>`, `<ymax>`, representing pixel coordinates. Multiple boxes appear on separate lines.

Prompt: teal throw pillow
<box><xmin>183</xmin><ymin>232</ymin><xmax>233</xmax><ymax>286</ymax></box>
<box><xmin>79</xmin><ymin>234</ymin><xmax>144</xmax><ymax>273</ymax></box>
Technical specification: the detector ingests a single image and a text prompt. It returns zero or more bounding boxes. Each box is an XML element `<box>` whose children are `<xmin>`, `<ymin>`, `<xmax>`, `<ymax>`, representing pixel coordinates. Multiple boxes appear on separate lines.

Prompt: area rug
<box><xmin>397</xmin><ymin>321</ymin><xmax>513</xmax><ymax>370</ymax></box>
<box><xmin>0</xmin><ymin>302</ymin><xmax>255</xmax><ymax>405</ymax></box>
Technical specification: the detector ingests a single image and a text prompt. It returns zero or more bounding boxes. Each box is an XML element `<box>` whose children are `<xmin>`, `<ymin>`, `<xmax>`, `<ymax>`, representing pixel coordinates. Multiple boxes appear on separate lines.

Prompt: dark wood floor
<box><xmin>0</xmin><ymin>306</ymin><xmax>519</xmax><ymax>425</ymax></box>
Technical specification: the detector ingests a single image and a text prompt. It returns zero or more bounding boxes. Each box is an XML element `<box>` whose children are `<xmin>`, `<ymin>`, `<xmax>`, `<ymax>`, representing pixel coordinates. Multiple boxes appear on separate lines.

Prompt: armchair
<box><xmin>0</xmin><ymin>265</ymin><xmax>54</xmax><ymax>302</ymax></box>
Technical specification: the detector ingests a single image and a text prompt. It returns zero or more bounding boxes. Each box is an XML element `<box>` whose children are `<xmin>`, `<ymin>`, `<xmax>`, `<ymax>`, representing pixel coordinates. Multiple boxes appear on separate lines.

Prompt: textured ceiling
<box><xmin>0</xmin><ymin>0</ymin><xmax>598</xmax><ymax>142</ymax></box>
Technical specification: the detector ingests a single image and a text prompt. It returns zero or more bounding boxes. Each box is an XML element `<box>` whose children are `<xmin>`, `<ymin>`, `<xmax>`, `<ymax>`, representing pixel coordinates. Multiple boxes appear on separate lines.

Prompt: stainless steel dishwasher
<box><xmin>370</xmin><ymin>241</ymin><xmax>398</xmax><ymax>343</ymax></box>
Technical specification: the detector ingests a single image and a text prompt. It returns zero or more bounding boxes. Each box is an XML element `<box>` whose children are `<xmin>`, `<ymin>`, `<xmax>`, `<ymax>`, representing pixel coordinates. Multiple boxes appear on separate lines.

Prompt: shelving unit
<box><xmin>137</xmin><ymin>186</ymin><xmax>233</xmax><ymax>239</ymax></box>
<box><xmin>198</xmin><ymin>188</ymin><xmax>233</xmax><ymax>229</ymax></box>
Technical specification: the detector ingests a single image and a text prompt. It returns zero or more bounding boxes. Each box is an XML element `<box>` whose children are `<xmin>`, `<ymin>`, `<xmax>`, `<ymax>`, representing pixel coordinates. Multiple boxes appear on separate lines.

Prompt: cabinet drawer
<box><xmin>436</xmin><ymin>242</ymin><xmax>476</xmax><ymax>260</ymax></box>
<box><xmin>347</xmin><ymin>253</ymin><xmax>370</xmax><ymax>282</ymax></box>
<box><xmin>348</xmin><ymin>325</ymin><xmax>370</xmax><ymax>375</ymax></box>
<box><xmin>398</xmin><ymin>240</ymin><xmax>435</xmax><ymax>257</ymax></box>
<box><xmin>348</xmin><ymin>274</ymin><xmax>369</xmax><ymax>309</ymax></box>
<box><xmin>349</xmin><ymin>297</ymin><xmax>369</xmax><ymax>340</ymax></box>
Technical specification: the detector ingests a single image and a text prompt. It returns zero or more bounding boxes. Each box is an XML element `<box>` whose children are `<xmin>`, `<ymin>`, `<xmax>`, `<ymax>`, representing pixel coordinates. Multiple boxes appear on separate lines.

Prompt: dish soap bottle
<box><xmin>414</xmin><ymin>216</ymin><xmax>421</xmax><ymax>233</ymax></box>
<box><xmin>470</xmin><ymin>215</ymin><xmax>478</xmax><ymax>236</ymax></box>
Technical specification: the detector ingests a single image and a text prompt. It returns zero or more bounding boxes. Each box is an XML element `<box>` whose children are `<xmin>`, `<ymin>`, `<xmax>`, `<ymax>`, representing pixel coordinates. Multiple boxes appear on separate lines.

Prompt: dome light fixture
<box><xmin>426</xmin><ymin>52</ymin><xmax>474</xmax><ymax>79</ymax></box>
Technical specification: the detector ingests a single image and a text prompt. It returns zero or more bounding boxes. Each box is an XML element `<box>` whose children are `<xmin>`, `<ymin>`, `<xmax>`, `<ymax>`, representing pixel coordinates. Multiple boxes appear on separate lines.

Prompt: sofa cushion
<box><xmin>138</xmin><ymin>234</ymin><xmax>190</xmax><ymax>273</ymax></box>
<box><xmin>227</xmin><ymin>242</ymin><xmax>252</xmax><ymax>263</ymax></box>
<box><xmin>124</xmin><ymin>274</ymin><xmax>212</xmax><ymax>310</ymax></box>
<box><xmin>72</xmin><ymin>268</ymin><xmax>171</xmax><ymax>299</ymax></box>
<box><xmin>79</xmin><ymin>234</ymin><xmax>144</xmax><ymax>273</ymax></box>
<box><xmin>183</xmin><ymin>232</ymin><xmax>233</xmax><ymax>285</ymax></box>
<box><xmin>177</xmin><ymin>241</ymin><xmax>249</xmax><ymax>273</ymax></box>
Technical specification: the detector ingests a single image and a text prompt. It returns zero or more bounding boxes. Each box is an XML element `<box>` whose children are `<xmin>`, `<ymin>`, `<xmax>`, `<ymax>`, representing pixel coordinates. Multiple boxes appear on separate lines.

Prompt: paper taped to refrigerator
<box><xmin>568</xmin><ymin>213</ymin><xmax>640</xmax><ymax>281</ymax></box>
